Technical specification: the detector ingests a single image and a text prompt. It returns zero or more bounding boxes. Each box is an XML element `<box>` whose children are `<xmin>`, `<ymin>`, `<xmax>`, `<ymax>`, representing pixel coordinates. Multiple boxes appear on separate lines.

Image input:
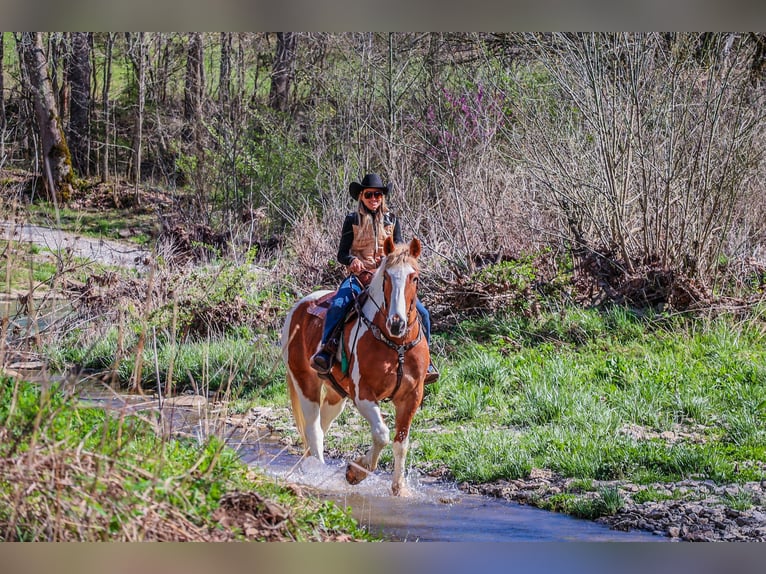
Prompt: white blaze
<box><xmin>386</xmin><ymin>262</ymin><xmax>414</xmax><ymax>335</ymax></box>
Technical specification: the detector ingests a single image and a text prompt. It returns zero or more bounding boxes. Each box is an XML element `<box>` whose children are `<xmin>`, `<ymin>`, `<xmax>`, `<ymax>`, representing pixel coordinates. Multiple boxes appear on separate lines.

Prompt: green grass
<box><xmin>632</xmin><ymin>486</ymin><xmax>686</xmax><ymax>504</ymax></box>
<box><xmin>73</xmin><ymin>299</ymin><xmax>761</xmax><ymax>492</ymax></box>
<box><xmin>411</xmin><ymin>306</ymin><xmax>766</xmax><ymax>488</ymax></box>
<box><xmin>542</xmin><ymin>486</ymin><xmax>624</xmax><ymax>519</ymax></box>
<box><xmin>0</xmin><ymin>240</ymin><xmax>60</xmax><ymax>293</ymax></box>
<box><xmin>53</xmin><ymin>328</ymin><xmax>286</xmax><ymax>397</ymax></box>
<box><xmin>722</xmin><ymin>490</ymin><xmax>758</xmax><ymax>511</ymax></box>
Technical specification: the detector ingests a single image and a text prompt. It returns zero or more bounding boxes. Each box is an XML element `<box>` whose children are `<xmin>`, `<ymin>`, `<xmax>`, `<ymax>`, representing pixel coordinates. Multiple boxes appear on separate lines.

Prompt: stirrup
<box><xmin>310</xmin><ymin>350</ymin><xmax>333</xmax><ymax>375</ymax></box>
<box><xmin>311</xmin><ymin>337</ymin><xmax>338</xmax><ymax>376</ymax></box>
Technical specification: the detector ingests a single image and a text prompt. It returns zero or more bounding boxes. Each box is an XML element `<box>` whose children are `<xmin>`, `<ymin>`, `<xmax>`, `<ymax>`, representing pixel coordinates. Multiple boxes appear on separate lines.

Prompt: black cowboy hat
<box><xmin>349</xmin><ymin>173</ymin><xmax>392</xmax><ymax>201</ymax></box>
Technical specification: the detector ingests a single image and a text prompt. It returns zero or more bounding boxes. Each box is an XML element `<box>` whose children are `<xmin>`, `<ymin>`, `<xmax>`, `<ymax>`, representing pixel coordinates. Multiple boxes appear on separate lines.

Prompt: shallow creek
<box><xmin>72</xmin><ymin>384</ymin><xmax>661</xmax><ymax>542</ymax></box>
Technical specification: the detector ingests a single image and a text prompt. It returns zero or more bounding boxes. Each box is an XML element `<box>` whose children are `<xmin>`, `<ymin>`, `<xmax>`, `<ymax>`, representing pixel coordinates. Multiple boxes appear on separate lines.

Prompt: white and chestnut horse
<box><xmin>281</xmin><ymin>236</ymin><xmax>429</xmax><ymax>496</ymax></box>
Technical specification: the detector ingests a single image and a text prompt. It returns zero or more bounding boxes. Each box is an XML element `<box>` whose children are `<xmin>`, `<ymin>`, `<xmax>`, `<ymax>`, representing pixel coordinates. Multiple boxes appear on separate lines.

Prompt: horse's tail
<box><xmin>286</xmin><ymin>368</ymin><xmax>308</xmax><ymax>449</ymax></box>
<box><xmin>281</xmin><ymin>306</ymin><xmax>306</xmax><ymax>448</ymax></box>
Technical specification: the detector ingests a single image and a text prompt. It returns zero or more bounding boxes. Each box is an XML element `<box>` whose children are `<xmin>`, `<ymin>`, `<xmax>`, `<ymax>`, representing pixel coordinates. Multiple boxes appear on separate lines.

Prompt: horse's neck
<box><xmin>361</xmin><ymin>268</ymin><xmax>386</xmax><ymax>315</ymax></box>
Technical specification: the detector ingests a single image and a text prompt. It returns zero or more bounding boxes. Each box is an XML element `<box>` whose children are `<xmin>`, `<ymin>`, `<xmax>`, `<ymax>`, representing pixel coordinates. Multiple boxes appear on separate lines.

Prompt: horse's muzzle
<box><xmin>387</xmin><ymin>315</ymin><xmax>406</xmax><ymax>338</ymax></box>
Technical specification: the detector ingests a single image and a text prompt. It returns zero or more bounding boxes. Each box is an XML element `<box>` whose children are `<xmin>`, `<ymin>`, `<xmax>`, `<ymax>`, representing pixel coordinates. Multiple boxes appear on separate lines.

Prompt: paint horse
<box><xmin>281</xmin><ymin>236</ymin><xmax>429</xmax><ymax>496</ymax></box>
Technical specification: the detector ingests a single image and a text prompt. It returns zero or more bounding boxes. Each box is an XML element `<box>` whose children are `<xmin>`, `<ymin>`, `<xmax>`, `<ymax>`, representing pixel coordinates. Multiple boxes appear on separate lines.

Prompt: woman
<box><xmin>310</xmin><ymin>173</ymin><xmax>438</xmax><ymax>383</ymax></box>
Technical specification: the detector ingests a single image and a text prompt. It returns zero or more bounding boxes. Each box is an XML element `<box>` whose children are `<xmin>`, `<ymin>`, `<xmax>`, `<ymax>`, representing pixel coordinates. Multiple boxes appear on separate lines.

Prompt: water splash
<box><xmin>259</xmin><ymin>451</ymin><xmax>434</xmax><ymax>500</ymax></box>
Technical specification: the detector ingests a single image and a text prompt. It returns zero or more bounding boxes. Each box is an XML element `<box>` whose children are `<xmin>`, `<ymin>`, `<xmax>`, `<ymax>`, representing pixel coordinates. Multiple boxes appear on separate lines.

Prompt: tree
<box><xmin>126</xmin><ymin>32</ymin><xmax>147</xmax><ymax>193</ymax></box>
<box><xmin>269</xmin><ymin>32</ymin><xmax>297</xmax><ymax>112</ymax></box>
<box><xmin>183</xmin><ymin>33</ymin><xmax>204</xmax><ymax>139</ymax></box>
<box><xmin>219</xmin><ymin>32</ymin><xmax>232</xmax><ymax>108</ymax></box>
<box><xmin>1</xmin><ymin>33</ymin><xmax>6</xmax><ymax>161</ymax></box>
<box><xmin>512</xmin><ymin>33</ymin><xmax>766</xmax><ymax>282</ymax></box>
<box><xmin>67</xmin><ymin>32</ymin><xmax>92</xmax><ymax>175</ymax></box>
<box><xmin>20</xmin><ymin>32</ymin><xmax>74</xmax><ymax>203</ymax></box>
<box><xmin>100</xmin><ymin>33</ymin><xmax>115</xmax><ymax>184</ymax></box>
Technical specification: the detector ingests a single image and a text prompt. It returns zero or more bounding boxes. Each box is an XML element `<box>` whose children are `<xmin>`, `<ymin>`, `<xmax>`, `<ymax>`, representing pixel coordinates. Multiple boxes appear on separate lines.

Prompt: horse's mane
<box><xmin>383</xmin><ymin>243</ymin><xmax>420</xmax><ymax>271</ymax></box>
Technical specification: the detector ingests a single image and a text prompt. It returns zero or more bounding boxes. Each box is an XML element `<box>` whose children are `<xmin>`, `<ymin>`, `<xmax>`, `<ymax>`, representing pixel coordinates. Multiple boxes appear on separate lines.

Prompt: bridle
<box><xmin>354</xmin><ymin>265</ymin><xmax>423</xmax><ymax>399</ymax></box>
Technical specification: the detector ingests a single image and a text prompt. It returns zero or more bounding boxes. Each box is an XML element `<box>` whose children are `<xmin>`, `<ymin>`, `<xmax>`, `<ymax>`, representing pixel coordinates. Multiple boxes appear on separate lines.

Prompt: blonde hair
<box><xmin>356</xmin><ymin>195</ymin><xmax>389</xmax><ymax>242</ymax></box>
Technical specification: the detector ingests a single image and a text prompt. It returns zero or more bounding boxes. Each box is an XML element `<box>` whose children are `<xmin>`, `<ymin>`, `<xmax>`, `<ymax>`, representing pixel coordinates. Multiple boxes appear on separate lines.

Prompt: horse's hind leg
<box><xmin>320</xmin><ymin>396</ymin><xmax>346</xmax><ymax>433</ymax></box>
<box><xmin>345</xmin><ymin>399</ymin><xmax>389</xmax><ymax>485</ymax></box>
<box><xmin>297</xmin><ymin>392</ymin><xmax>325</xmax><ymax>463</ymax></box>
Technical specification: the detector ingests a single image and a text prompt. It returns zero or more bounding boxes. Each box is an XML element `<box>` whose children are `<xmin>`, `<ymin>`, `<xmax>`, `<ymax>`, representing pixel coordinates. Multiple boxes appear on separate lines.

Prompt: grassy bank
<box><xmin>0</xmin><ymin>377</ymin><xmax>371</xmax><ymax>541</ymax></box>
<box><xmin>411</xmin><ymin>306</ymin><xmax>766</xmax><ymax>486</ymax></box>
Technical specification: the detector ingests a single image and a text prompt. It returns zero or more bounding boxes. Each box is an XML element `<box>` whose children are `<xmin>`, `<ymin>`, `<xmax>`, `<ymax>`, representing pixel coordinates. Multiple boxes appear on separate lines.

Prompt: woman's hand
<box><xmin>348</xmin><ymin>258</ymin><xmax>364</xmax><ymax>274</ymax></box>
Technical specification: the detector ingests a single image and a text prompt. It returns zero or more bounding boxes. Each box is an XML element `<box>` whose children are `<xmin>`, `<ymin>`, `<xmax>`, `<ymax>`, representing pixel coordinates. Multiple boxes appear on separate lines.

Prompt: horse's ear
<box><xmin>384</xmin><ymin>235</ymin><xmax>396</xmax><ymax>255</ymax></box>
<box><xmin>409</xmin><ymin>237</ymin><xmax>421</xmax><ymax>259</ymax></box>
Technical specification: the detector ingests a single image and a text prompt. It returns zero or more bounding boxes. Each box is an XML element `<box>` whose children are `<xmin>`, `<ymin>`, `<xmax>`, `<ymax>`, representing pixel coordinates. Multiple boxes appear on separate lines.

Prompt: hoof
<box><xmin>345</xmin><ymin>461</ymin><xmax>369</xmax><ymax>485</ymax></box>
<box><xmin>391</xmin><ymin>483</ymin><xmax>411</xmax><ymax>497</ymax></box>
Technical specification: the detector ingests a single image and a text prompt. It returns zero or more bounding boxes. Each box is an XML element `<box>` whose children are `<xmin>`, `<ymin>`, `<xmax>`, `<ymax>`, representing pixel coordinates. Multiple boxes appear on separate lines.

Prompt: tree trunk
<box><xmin>20</xmin><ymin>32</ymin><xmax>74</xmax><ymax>203</ymax></box>
<box><xmin>183</xmin><ymin>32</ymin><xmax>203</xmax><ymax>141</ymax></box>
<box><xmin>269</xmin><ymin>32</ymin><xmax>297</xmax><ymax>112</ymax></box>
<box><xmin>67</xmin><ymin>32</ymin><xmax>92</xmax><ymax>175</ymax></box>
<box><xmin>1</xmin><ymin>34</ymin><xmax>6</xmax><ymax>159</ymax></box>
<box><xmin>127</xmin><ymin>32</ymin><xmax>147</xmax><ymax>194</ymax></box>
<box><xmin>100</xmin><ymin>33</ymin><xmax>114</xmax><ymax>184</ymax></box>
<box><xmin>183</xmin><ymin>32</ymin><xmax>207</xmax><ymax>210</ymax></box>
<box><xmin>50</xmin><ymin>34</ymin><xmax>69</xmax><ymax>127</ymax></box>
<box><xmin>219</xmin><ymin>32</ymin><xmax>232</xmax><ymax>108</ymax></box>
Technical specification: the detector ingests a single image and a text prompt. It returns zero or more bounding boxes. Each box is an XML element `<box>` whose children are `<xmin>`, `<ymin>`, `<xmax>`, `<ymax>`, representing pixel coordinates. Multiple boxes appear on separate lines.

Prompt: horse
<box><xmin>281</xmin><ymin>236</ymin><xmax>430</xmax><ymax>496</ymax></box>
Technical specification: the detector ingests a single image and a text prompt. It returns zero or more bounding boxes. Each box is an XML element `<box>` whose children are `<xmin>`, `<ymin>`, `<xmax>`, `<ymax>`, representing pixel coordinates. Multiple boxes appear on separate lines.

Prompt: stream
<box><xmin>235</xmin><ymin>434</ymin><xmax>660</xmax><ymax>542</ymax></box>
<box><xmin>74</xmin><ymin>385</ymin><xmax>661</xmax><ymax>542</ymax></box>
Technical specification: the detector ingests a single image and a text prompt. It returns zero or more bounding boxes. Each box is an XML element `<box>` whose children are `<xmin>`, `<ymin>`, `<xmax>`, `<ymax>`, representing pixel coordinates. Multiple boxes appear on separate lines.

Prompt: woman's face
<box><xmin>361</xmin><ymin>188</ymin><xmax>384</xmax><ymax>211</ymax></box>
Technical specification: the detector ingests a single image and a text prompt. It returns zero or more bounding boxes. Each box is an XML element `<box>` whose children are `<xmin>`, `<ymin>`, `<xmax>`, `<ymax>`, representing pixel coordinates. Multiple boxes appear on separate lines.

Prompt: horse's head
<box><xmin>378</xmin><ymin>236</ymin><xmax>421</xmax><ymax>339</ymax></box>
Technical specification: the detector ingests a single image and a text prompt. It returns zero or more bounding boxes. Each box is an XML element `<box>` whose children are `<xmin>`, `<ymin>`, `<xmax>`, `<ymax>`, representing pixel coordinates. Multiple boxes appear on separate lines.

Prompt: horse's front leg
<box><xmin>390</xmin><ymin>393</ymin><xmax>421</xmax><ymax>496</ymax></box>
<box><xmin>345</xmin><ymin>399</ymin><xmax>389</xmax><ymax>485</ymax></box>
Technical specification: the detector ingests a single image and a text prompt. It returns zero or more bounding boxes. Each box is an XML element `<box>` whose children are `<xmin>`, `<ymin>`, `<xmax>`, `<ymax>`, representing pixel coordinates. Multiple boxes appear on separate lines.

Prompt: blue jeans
<box><xmin>321</xmin><ymin>276</ymin><xmax>432</xmax><ymax>345</ymax></box>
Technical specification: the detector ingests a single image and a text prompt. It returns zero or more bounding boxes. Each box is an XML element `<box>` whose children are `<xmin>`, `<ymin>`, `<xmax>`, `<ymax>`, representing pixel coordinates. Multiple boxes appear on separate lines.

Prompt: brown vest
<box><xmin>350</xmin><ymin>217</ymin><xmax>395</xmax><ymax>270</ymax></box>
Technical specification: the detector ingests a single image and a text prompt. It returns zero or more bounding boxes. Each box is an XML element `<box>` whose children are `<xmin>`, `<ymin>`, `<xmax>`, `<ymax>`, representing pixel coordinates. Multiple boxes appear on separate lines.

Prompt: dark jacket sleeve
<box><xmin>392</xmin><ymin>216</ymin><xmax>403</xmax><ymax>244</ymax></box>
<box><xmin>336</xmin><ymin>214</ymin><xmax>357</xmax><ymax>266</ymax></box>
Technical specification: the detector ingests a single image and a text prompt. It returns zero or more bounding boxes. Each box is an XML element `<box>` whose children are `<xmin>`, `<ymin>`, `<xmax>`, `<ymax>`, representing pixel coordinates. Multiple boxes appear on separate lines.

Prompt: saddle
<box><xmin>306</xmin><ymin>291</ymin><xmax>337</xmax><ymax>319</ymax></box>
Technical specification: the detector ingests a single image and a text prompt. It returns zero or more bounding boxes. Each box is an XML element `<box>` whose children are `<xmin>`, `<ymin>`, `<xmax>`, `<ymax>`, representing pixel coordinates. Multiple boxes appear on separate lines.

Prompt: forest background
<box><xmin>4</xmin><ymin>32</ymin><xmax>766</xmax><ymax>316</ymax></box>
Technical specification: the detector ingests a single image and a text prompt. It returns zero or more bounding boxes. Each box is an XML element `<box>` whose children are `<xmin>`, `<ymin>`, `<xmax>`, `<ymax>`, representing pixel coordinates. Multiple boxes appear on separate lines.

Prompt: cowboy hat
<box><xmin>349</xmin><ymin>173</ymin><xmax>392</xmax><ymax>200</ymax></box>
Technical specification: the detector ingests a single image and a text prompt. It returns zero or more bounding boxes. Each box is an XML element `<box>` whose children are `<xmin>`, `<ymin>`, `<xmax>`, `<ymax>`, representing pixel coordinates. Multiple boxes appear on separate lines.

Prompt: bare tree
<box><xmin>219</xmin><ymin>32</ymin><xmax>232</xmax><ymax>108</ymax></box>
<box><xmin>126</xmin><ymin>32</ymin><xmax>147</xmax><ymax>194</ymax></box>
<box><xmin>100</xmin><ymin>33</ymin><xmax>114</xmax><ymax>184</ymax></box>
<box><xmin>749</xmin><ymin>32</ymin><xmax>766</xmax><ymax>86</ymax></box>
<box><xmin>183</xmin><ymin>32</ymin><xmax>204</xmax><ymax>141</ymax></box>
<box><xmin>20</xmin><ymin>32</ymin><xmax>74</xmax><ymax>203</ymax></box>
<box><xmin>1</xmin><ymin>33</ymin><xmax>6</xmax><ymax>160</ymax></box>
<box><xmin>67</xmin><ymin>32</ymin><xmax>92</xmax><ymax>175</ymax></box>
<box><xmin>269</xmin><ymin>32</ymin><xmax>297</xmax><ymax>112</ymax></box>
<box><xmin>511</xmin><ymin>33</ymin><xmax>766</xmax><ymax>283</ymax></box>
